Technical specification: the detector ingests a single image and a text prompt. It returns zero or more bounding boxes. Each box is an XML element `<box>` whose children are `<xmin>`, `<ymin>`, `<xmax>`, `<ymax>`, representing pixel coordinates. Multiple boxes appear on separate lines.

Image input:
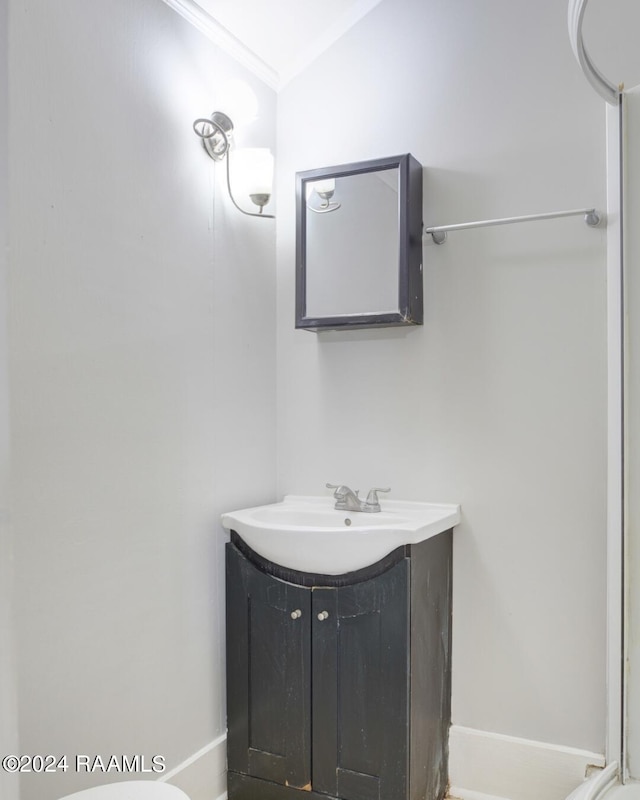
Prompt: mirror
<box><xmin>295</xmin><ymin>153</ymin><xmax>423</xmax><ymax>331</ymax></box>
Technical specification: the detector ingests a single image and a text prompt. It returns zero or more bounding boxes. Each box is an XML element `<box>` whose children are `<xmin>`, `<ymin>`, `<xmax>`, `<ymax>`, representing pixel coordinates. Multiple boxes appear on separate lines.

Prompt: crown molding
<box><xmin>159</xmin><ymin>0</ymin><xmax>279</xmax><ymax>90</ymax></box>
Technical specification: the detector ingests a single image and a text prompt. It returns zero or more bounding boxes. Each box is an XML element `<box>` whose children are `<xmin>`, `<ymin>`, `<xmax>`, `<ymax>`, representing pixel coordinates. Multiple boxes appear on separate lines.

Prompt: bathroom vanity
<box><xmin>222</xmin><ymin>496</ymin><xmax>459</xmax><ymax>800</ymax></box>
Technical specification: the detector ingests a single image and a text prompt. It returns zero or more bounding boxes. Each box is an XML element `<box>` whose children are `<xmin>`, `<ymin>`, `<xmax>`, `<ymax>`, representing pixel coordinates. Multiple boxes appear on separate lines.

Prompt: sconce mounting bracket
<box><xmin>192</xmin><ymin>111</ymin><xmax>233</xmax><ymax>161</ymax></box>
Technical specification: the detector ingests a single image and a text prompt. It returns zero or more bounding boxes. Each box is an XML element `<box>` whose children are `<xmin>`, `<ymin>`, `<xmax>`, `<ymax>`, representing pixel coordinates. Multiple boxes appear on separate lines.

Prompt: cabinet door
<box><xmin>226</xmin><ymin>544</ymin><xmax>311</xmax><ymax>789</ymax></box>
<box><xmin>312</xmin><ymin>558</ymin><xmax>410</xmax><ymax>800</ymax></box>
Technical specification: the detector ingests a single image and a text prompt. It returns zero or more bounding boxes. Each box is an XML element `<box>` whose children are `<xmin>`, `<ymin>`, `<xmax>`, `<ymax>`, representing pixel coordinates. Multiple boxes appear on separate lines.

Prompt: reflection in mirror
<box><xmin>306</xmin><ymin>179</ymin><xmax>341</xmax><ymax>213</ymax></box>
<box><xmin>296</xmin><ymin>154</ymin><xmax>423</xmax><ymax>332</ymax></box>
<box><xmin>306</xmin><ymin>170</ymin><xmax>400</xmax><ymax>318</ymax></box>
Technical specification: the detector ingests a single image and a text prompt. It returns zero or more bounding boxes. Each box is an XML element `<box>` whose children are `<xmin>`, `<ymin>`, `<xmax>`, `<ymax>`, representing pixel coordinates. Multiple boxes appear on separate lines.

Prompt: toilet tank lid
<box><xmin>57</xmin><ymin>781</ymin><xmax>191</xmax><ymax>800</ymax></box>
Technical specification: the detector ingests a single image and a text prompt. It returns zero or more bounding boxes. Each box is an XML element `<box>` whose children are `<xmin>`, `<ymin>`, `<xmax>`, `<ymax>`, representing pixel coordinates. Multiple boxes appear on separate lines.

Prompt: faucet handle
<box><xmin>365</xmin><ymin>487</ymin><xmax>390</xmax><ymax>504</ymax></box>
<box><xmin>326</xmin><ymin>483</ymin><xmax>359</xmax><ymax>496</ymax></box>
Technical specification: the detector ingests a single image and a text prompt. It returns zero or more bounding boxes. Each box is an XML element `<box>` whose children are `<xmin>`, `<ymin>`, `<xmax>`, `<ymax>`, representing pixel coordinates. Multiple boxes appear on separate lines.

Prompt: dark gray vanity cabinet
<box><xmin>225</xmin><ymin>529</ymin><xmax>453</xmax><ymax>800</ymax></box>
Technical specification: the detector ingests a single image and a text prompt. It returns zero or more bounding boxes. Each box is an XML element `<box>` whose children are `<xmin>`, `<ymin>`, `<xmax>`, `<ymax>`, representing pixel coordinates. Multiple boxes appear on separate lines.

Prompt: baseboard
<box><xmin>162</xmin><ymin>727</ymin><xmax>606</xmax><ymax>800</ymax></box>
<box><xmin>448</xmin><ymin>790</ymin><xmax>512</xmax><ymax>800</ymax></box>
<box><xmin>448</xmin><ymin>725</ymin><xmax>606</xmax><ymax>800</ymax></box>
<box><xmin>159</xmin><ymin>733</ymin><xmax>227</xmax><ymax>800</ymax></box>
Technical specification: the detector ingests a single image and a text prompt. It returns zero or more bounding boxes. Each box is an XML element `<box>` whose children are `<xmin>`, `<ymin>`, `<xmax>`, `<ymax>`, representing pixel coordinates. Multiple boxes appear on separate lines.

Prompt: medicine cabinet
<box><xmin>295</xmin><ymin>153</ymin><xmax>423</xmax><ymax>332</ymax></box>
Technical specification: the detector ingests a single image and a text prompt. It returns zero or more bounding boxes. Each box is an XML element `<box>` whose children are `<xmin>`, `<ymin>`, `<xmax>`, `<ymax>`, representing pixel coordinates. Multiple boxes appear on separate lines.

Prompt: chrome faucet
<box><xmin>326</xmin><ymin>483</ymin><xmax>390</xmax><ymax>513</ymax></box>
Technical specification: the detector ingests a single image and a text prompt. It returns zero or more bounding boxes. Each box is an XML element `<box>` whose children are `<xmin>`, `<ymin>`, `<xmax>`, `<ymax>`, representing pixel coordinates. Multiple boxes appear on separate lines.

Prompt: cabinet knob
<box><xmin>317</xmin><ymin>610</ymin><xmax>329</xmax><ymax>621</ymax></box>
<box><xmin>290</xmin><ymin>609</ymin><xmax>302</xmax><ymax>620</ymax></box>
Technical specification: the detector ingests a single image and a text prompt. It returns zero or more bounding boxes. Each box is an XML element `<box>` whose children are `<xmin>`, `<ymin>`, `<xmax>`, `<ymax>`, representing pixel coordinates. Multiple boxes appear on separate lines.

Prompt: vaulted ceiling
<box><xmin>166</xmin><ymin>0</ymin><xmax>384</xmax><ymax>88</ymax></box>
<box><xmin>165</xmin><ymin>0</ymin><xmax>639</xmax><ymax>93</ymax></box>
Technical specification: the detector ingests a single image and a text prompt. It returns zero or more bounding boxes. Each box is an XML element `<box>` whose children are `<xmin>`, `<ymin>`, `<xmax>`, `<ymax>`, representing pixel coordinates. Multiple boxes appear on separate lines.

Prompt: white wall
<box><xmin>8</xmin><ymin>1</ymin><xmax>276</xmax><ymax>798</ymax></box>
<box><xmin>0</xmin><ymin>1</ymin><xmax>20</xmax><ymax>798</ymax></box>
<box><xmin>276</xmin><ymin>0</ymin><xmax>608</xmax><ymax>752</ymax></box>
<box><xmin>4</xmin><ymin>0</ymin><xmax>625</xmax><ymax>792</ymax></box>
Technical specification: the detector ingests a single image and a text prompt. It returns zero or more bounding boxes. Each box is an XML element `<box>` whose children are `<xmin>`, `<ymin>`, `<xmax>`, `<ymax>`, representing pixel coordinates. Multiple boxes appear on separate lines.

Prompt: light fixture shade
<box><xmin>312</xmin><ymin>178</ymin><xmax>336</xmax><ymax>197</ymax></box>
<box><xmin>305</xmin><ymin>177</ymin><xmax>340</xmax><ymax>213</ymax></box>
<box><xmin>233</xmin><ymin>148</ymin><xmax>274</xmax><ymax>198</ymax></box>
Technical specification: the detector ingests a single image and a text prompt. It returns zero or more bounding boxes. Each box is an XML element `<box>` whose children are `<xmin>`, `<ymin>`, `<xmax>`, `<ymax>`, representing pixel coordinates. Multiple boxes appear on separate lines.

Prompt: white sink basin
<box><xmin>221</xmin><ymin>495</ymin><xmax>460</xmax><ymax>575</ymax></box>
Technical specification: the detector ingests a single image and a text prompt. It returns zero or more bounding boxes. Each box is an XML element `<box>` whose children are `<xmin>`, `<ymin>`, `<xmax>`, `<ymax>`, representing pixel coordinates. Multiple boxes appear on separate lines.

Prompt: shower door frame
<box><xmin>605</xmin><ymin>95</ymin><xmax>625</xmax><ymax>779</ymax></box>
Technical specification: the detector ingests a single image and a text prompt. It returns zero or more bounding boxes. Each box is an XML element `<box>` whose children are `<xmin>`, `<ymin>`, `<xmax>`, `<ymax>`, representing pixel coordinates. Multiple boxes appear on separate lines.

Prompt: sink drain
<box><xmin>344</xmin><ymin>518</ymin><xmax>352</xmax><ymax>526</ymax></box>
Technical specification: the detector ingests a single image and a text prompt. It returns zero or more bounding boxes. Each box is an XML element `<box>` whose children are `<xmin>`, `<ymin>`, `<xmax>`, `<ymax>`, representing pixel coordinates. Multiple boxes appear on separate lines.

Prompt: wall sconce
<box><xmin>193</xmin><ymin>111</ymin><xmax>275</xmax><ymax>219</ymax></box>
<box><xmin>306</xmin><ymin>178</ymin><xmax>341</xmax><ymax>214</ymax></box>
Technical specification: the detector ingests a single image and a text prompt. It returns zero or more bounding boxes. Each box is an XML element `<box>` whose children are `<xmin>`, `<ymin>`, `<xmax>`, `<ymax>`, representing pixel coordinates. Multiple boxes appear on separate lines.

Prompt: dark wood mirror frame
<box><xmin>295</xmin><ymin>153</ymin><xmax>423</xmax><ymax>332</ymax></box>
